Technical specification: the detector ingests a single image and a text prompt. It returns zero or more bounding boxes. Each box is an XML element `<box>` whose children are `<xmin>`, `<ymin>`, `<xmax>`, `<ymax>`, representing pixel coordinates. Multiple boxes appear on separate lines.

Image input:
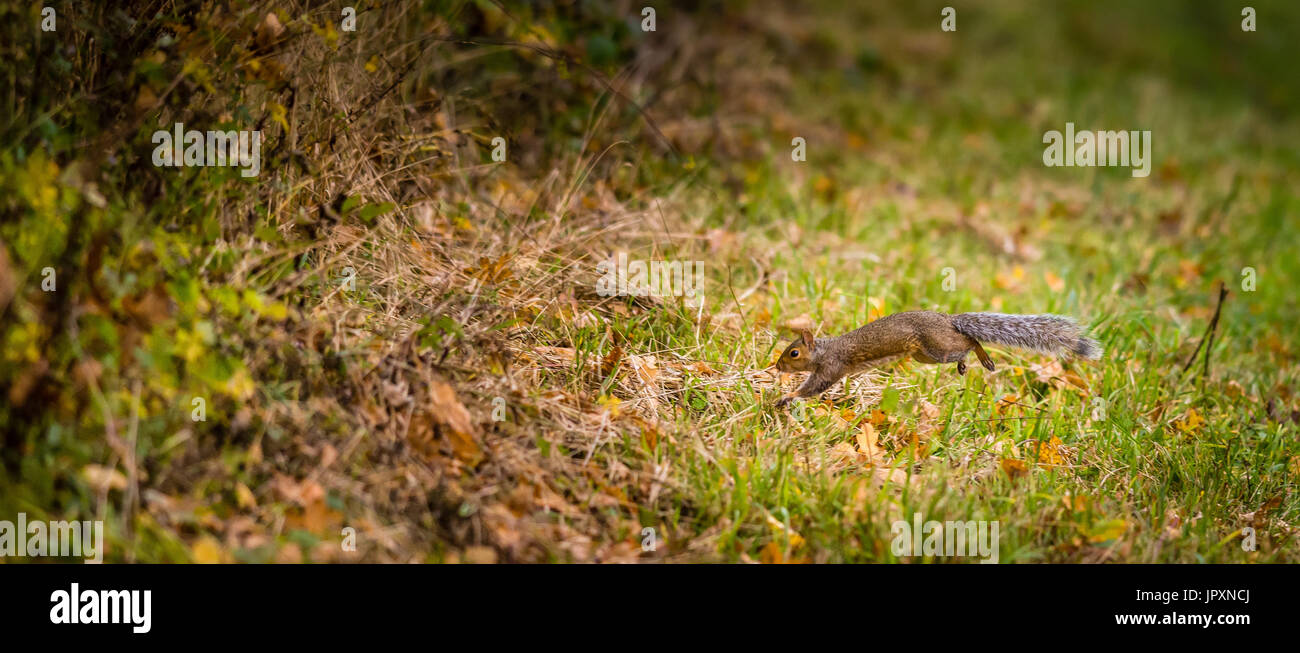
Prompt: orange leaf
<box><xmin>1034</xmin><ymin>435</ymin><xmax>1066</xmax><ymax>466</ymax></box>
<box><xmin>430</xmin><ymin>381</ymin><xmax>483</xmax><ymax>465</ymax></box>
<box><xmin>1000</xmin><ymin>458</ymin><xmax>1027</xmax><ymax>478</ymax></box>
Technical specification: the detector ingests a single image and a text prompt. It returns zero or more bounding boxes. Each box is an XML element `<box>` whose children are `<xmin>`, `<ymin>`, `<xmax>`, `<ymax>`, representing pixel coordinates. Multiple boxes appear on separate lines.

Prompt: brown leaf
<box><xmin>1224</xmin><ymin>380</ymin><xmax>1245</xmax><ymax>399</ymax></box>
<box><xmin>255</xmin><ymin>12</ymin><xmax>286</xmax><ymax>50</ymax></box>
<box><xmin>429</xmin><ymin>381</ymin><xmax>483</xmax><ymax>465</ymax></box>
<box><xmin>82</xmin><ymin>464</ymin><xmax>127</xmax><ymax>492</ymax></box>
<box><xmin>868</xmin><ymin>409</ymin><xmax>889</xmax><ymax>426</ymax></box>
<box><xmin>286</xmin><ymin>496</ymin><xmax>343</xmax><ymax>534</ymax></box>
<box><xmin>122</xmin><ymin>284</ymin><xmax>172</xmax><ymax>327</ymax></box>
<box><xmin>1000</xmin><ymin>458</ymin><xmax>1028</xmax><ymax>478</ymax></box>
<box><xmin>856</xmin><ymin>422</ymin><xmax>884</xmax><ymax>462</ymax></box>
<box><xmin>600</xmin><ymin>344</ymin><xmax>624</xmax><ymax>375</ymax></box>
<box><xmin>134</xmin><ymin>85</ymin><xmax>158</xmax><ymax>113</ymax></box>
<box><xmin>463</xmin><ymin>546</ymin><xmax>498</xmax><ymax>564</ymax></box>
<box><xmin>783</xmin><ymin>314</ymin><xmax>815</xmax><ymax>331</ymax></box>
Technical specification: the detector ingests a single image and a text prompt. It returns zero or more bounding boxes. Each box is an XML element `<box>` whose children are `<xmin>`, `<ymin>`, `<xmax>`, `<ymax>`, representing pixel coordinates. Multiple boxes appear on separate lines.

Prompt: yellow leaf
<box><xmin>866</xmin><ymin>296</ymin><xmax>885</xmax><ymax>321</ymax></box>
<box><xmin>1044</xmin><ymin>270</ymin><xmax>1065</xmax><ymax>293</ymax></box>
<box><xmin>267</xmin><ymin>101</ymin><xmax>289</xmax><ymax>133</ymax></box>
<box><xmin>764</xmin><ymin>513</ymin><xmax>804</xmax><ymax>548</ymax></box>
<box><xmin>192</xmin><ymin>535</ymin><xmax>224</xmax><ymax>564</ymax></box>
<box><xmin>1086</xmin><ymin>519</ymin><xmax>1128</xmax><ymax>543</ymax></box>
<box><xmin>224</xmin><ymin>367</ymin><xmax>256</xmax><ymax>400</ymax></box>
<box><xmin>309</xmin><ymin>19</ymin><xmax>340</xmax><ymax>49</ymax></box>
<box><xmin>1175</xmin><ymin>407</ymin><xmax>1204</xmax><ymax>433</ymax></box>
<box><xmin>182</xmin><ymin>57</ymin><xmax>214</xmax><ymax>93</ymax></box>
<box><xmin>597</xmin><ymin>394</ymin><xmax>622</xmax><ymax>418</ymax></box>
<box><xmin>235</xmin><ymin>482</ymin><xmax>257</xmax><ymax>509</ymax></box>
<box><xmin>1033</xmin><ymin>435</ymin><xmax>1066</xmax><ymax>466</ymax></box>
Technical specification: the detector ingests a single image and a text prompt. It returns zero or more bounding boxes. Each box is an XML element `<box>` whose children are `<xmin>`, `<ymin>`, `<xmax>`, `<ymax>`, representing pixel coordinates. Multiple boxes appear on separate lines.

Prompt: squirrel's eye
<box><xmin>789</xmin><ymin>349</ymin><xmax>800</xmax><ymax>358</ymax></box>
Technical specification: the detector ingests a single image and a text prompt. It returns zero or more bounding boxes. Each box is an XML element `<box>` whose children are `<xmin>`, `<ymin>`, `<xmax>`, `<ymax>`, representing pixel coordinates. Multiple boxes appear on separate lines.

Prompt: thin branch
<box><xmin>1180</xmin><ymin>280</ymin><xmax>1229</xmax><ymax>377</ymax></box>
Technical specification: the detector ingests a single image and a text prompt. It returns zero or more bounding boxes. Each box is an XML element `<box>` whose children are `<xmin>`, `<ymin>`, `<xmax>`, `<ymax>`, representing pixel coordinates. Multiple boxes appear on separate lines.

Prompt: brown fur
<box><xmin>774</xmin><ymin>310</ymin><xmax>1098</xmax><ymax>406</ymax></box>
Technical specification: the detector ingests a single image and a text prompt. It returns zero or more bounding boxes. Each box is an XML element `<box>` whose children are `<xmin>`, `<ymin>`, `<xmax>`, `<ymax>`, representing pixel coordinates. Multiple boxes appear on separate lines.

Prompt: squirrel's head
<box><xmin>776</xmin><ymin>329</ymin><xmax>818</xmax><ymax>373</ymax></box>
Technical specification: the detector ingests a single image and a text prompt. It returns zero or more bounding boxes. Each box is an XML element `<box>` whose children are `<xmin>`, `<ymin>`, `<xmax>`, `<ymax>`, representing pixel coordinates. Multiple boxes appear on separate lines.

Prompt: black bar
<box><xmin>0</xmin><ymin>564</ymin><xmax>1288</xmax><ymax>643</ymax></box>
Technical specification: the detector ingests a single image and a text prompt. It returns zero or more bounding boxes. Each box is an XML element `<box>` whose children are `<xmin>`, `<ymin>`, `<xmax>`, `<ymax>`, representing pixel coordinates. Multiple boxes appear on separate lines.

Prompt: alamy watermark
<box><xmin>0</xmin><ymin>513</ymin><xmax>104</xmax><ymax>563</ymax></box>
<box><xmin>1042</xmin><ymin>122</ymin><xmax>1151</xmax><ymax>178</ymax></box>
<box><xmin>891</xmin><ymin>513</ymin><xmax>999</xmax><ymax>563</ymax></box>
<box><xmin>152</xmin><ymin>123</ymin><xmax>262</xmax><ymax>177</ymax></box>
<box><xmin>50</xmin><ymin>583</ymin><xmax>151</xmax><ymax>634</ymax></box>
<box><xmin>596</xmin><ymin>253</ymin><xmax>704</xmax><ymax>301</ymax></box>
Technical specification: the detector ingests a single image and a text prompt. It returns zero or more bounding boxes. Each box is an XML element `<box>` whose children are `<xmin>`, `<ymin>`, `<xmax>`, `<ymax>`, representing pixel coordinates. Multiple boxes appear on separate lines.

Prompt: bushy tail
<box><xmin>951</xmin><ymin>313</ymin><xmax>1101</xmax><ymax>359</ymax></box>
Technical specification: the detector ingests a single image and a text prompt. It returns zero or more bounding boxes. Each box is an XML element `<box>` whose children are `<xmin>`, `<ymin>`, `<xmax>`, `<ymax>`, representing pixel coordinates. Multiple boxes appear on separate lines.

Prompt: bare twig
<box><xmin>1180</xmin><ymin>281</ymin><xmax>1229</xmax><ymax>378</ymax></box>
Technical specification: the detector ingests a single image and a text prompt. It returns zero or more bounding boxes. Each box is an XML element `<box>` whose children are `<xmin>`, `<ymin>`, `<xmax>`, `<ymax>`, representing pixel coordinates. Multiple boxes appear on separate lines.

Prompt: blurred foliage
<box><xmin>0</xmin><ymin>0</ymin><xmax>675</xmax><ymax>561</ymax></box>
<box><xmin>0</xmin><ymin>0</ymin><xmax>1297</xmax><ymax>563</ymax></box>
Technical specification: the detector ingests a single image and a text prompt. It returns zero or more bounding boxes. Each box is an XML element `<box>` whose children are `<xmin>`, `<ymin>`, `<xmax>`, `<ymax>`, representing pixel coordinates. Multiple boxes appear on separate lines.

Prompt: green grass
<box><xmin>3</xmin><ymin>0</ymin><xmax>1297</xmax><ymax>563</ymax></box>
<box><xmin>554</xmin><ymin>0</ymin><xmax>1300</xmax><ymax>562</ymax></box>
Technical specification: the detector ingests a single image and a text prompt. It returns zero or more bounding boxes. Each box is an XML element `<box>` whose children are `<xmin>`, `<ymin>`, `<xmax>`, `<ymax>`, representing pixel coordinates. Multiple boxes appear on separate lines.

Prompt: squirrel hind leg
<box><xmin>972</xmin><ymin>342</ymin><xmax>995</xmax><ymax>371</ymax></box>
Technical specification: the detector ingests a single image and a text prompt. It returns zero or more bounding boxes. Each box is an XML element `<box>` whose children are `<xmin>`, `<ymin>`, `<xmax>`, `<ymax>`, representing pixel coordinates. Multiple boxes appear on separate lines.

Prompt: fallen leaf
<box><xmin>1174</xmin><ymin>407</ymin><xmax>1204</xmax><ymax>434</ymax></box>
<box><xmin>1044</xmin><ymin>270</ymin><xmax>1066</xmax><ymax>293</ymax></box>
<box><xmin>255</xmin><ymin>12</ymin><xmax>286</xmax><ymax>50</ymax></box>
<box><xmin>783</xmin><ymin>314</ymin><xmax>815</xmax><ymax>331</ymax></box>
<box><xmin>191</xmin><ymin>535</ymin><xmax>225</xmax><ymax>564</ymax></box>
<box><xmin>463</xmin><ymin>546</ymin><xmax>498</xmax><ymax>564</ymax></box>
<box><xmin>601</xmin><ymin>344</ymin><xmax>624</xmax><ymax>375</ymax></box>
<box><xmin>856</xmin><ymin>423</ymin><xmax>883</xmax><ymax>463</ymax></box>
<box><xmin>82</xmin><ymin>464</ymin><xmax>127</xmax><ymax>492</ymax></box>
<box><xmin>429</xmin><ymin>381</ymin><xmax>483</xmax><ymax>465</ymax></box>
<box><xmin>1086</xmin><ymin>519</ymin><xmax>1128</xmax><ymax>543</ymax></box>
<box><xmin>1000</xmin><ymin>458</ymin><xmax>1027</xmax><ymax>478</ymax></box>
<box><xmin>235</xmin><ymin>482</ymin><xmax>257</xmax><ymax>509</ymax></box>
<box><xmin>1224</xmin><ymin>380</ymin><xmax>1245</xmax><ymax>399</ymax></box>
<box><xmin>866</xmin><ymin>296</ymin><xmax>886</xmax><ymax>321</ymax></box>
<box><xmin>597</xmin><ymin>394</ymin><xmax>622</xmax><ymax>418</ymax></box>
<box><xmin>1061</xmin><ymin>493</ymin><xmax>1090</xmax><ymax>512</ymax></box>
<box><xmin>1032</xmin><ymin>435</ymin><xmax>1067</xmax><ymax>466</ymax></box>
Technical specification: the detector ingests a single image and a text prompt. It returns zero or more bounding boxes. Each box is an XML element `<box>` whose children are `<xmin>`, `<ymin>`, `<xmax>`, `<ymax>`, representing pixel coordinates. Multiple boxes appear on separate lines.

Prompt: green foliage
<box><xmin>1</xmin><ymin>0</ymin><xmax>1297</xmax><ymax>564</ymax></box>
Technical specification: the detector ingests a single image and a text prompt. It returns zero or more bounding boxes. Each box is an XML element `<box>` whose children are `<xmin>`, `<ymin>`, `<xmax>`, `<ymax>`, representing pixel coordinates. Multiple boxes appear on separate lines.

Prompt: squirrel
<box><xmin>773</xmin><ymin>311</ymin><xmax>1101</xmax><ymax>407</ymax></box>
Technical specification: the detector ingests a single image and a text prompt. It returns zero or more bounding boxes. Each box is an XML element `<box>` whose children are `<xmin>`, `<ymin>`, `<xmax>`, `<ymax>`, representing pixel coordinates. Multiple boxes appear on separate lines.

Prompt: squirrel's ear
<box><xmin>799</xmin><ymin>328</ymin><xmax>815</xmax><ymax>350</ymax></box>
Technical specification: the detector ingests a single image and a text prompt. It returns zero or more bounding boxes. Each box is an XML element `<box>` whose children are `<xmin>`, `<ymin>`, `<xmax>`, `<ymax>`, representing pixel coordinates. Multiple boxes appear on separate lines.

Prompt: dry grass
<box><xmin>6</xmin><ymin>0</ymin><xmax>1297</xmax><ymax>564</ymax></box>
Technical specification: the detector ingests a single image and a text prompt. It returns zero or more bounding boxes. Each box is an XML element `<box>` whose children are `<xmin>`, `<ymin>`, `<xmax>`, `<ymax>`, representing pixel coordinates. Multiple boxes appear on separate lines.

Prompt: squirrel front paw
<box><xmin>774</xmin><ymin>394</ymin><xmax>796</xmax><ymax>409</ymax></box>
